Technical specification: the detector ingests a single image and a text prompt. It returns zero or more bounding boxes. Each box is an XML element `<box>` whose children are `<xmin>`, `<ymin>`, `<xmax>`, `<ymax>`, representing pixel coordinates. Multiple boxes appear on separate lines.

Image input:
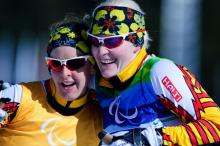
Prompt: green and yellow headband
<box><xmin>47</xmin><ymin>23</ymin><xmax>95</xmax><ymax>64</ymax></box>
<box><xmin>89</xmin><ymin>6</ymin><xmax>146</xmax><ymax>47</ymax></box>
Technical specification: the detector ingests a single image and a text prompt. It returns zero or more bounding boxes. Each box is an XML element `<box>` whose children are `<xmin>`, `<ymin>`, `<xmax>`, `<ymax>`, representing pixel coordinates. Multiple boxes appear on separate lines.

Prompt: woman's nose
<box><xmin>98</xmin><ymin>45</ymin><xmax>109</xmax><ymax>55</ymax></box>
<box><xmin>61</xmin><ymin>65</ymin><xmax>72</xmax><ymax>76</ymax></box>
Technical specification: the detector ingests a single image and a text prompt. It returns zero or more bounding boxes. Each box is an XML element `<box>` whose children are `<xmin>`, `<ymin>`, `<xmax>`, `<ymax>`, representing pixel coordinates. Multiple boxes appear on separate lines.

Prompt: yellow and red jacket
<box><xmin>0</xmin><ymin>79</ymin><xmax>102</xmax><ymax>146</ymax></box>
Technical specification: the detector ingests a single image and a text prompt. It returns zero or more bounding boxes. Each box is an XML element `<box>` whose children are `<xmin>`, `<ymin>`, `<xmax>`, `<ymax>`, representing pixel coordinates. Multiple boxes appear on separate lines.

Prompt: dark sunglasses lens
<box><xmin>90</xmin><ymin>37</ymin><xmax>101</xmax><ymax>47</ymax></box>
<box><xmin>48</xmin><ymin>60</ymin><xmax>62</xmax><ymax>71</ymax></box>
<box><xmin>66</xmin><ymin>58</ymin><xmax>86</xmax><ymax>70</ymax></box>
<box><xmin>104</xmin><ymin>37</ymin><xmax>123</xmax><ymax>49</ymax></box>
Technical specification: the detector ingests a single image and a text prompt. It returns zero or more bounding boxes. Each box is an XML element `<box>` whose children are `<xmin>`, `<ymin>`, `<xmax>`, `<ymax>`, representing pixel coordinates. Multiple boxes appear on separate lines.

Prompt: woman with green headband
<box><xmin>87</xmin><ymin>0</ymin><xmax>220</xmax><ymax>145</ymax></box>
<box><xmin>0</xmin><ymin>17</ymin><xmax>102</xmax><ymax>146</ymax></box>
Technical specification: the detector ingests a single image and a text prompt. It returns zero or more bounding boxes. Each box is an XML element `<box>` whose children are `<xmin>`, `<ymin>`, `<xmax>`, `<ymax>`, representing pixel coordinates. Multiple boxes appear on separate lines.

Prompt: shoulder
<box><xmin>21</xmin><ymin>80</ymin><xmax>46</xmax><ymax>102</ymax></box>
<box><xmin>142</xmin><ymin>55</ymin><xmax>176</xmax><ymax>71</ymax></box>
<box><xmin>22</xmin><ymin>80</ymin><xmax>44</xmax><ymax>90</ymax></box>
<box><xmin>141</xmin><ymin>55</ymin><xmax>178</xmax><ymax>76</ymax></box>
<box><xmin>22</xmin><ymin>80</ymin><xmax>45</xmax><ymax>94</ymax></box>
<box><xmin>142</xmin><ymin>55</ymin><xmax>162</xmax><ymax>68</ymax></box>
<box><xmin>149</xmin><ymin>57</ymin><xmax>182</xmax><ymax>77</ymax></box>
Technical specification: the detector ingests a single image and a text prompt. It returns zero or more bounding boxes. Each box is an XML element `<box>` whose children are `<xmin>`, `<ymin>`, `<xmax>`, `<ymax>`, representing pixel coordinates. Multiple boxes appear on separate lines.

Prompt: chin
<box><xmin>63</xmin><ymin>93</ymin><xmax>79</xmax><ymax>101</ymax></box>
<box><xmin>101</xmin><ymin>72</ymin><xmax>116</xmax><ymax>79</ymax></box>
<box><xmin>101</xmin><ymin>69</ymin><xmax>118</xmax><ymax>78</ymax></box>
<box><xmin>65</xmin><ymin>96</ymin><xmax>78</xmax><ymax>101</ymax></box>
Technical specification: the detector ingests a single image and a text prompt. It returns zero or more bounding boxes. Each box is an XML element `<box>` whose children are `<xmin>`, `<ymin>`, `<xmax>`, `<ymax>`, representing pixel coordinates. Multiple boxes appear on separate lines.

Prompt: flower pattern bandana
<box><xmin>47</xmin><ymin>23</ymin><xmax>89</xmax><ymax>56</ymax></box>
<box><xmin>46</xmin><ymin>23</ymin><xmax>95</xmax><ymax>64</ymax></box>
<box><xmin>89</xmin><ymin>6</ymin><xmax>146</xmax><ymax>47</ymax></box>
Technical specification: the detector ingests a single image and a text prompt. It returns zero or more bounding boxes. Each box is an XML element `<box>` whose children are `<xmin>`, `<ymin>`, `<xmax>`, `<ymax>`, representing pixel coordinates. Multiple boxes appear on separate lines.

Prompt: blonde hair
<box><xmin>93</xmin><ymin>0</ymin><xmax>150</xmax><ymax>49</ymax></box>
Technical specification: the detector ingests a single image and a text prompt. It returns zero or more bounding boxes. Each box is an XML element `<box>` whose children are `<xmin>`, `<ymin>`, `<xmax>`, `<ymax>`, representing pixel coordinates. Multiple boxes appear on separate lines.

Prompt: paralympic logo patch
<box><xmin>41</xmin><ymin>117</ymin><xmax>76</xmax><ymax>146</ymax></box>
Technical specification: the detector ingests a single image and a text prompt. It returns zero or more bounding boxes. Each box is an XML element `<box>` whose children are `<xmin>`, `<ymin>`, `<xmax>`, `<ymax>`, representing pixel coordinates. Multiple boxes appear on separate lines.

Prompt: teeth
<box><xmin>101</xmin><ymin>59</ymin><xmax>115</xmax><ymax>64</ymax></box>
<box><xmin>62</xmin><ymin>82</ymin><xmax>75</xmax><ymax>86</ymax></box>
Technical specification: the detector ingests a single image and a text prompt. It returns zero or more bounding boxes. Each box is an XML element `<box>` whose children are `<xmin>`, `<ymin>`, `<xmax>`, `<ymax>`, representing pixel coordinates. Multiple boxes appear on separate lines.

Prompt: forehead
<box><xmin>50</xmin><ymin>46</ymin><xmax>83</xmax><ymax>59</ymax></box>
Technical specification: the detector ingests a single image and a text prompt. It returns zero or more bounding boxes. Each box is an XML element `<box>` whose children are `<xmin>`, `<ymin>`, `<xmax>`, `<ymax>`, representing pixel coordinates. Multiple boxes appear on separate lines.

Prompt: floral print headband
<box><xmin>89</xmin><ymin>6</ymin><xmax>146</xmax><ymax>47</ymax></box>
<box><xmin>47</xmin><ymin>23</ymin><xmax>90</xmax><ymax>57</ymax></box>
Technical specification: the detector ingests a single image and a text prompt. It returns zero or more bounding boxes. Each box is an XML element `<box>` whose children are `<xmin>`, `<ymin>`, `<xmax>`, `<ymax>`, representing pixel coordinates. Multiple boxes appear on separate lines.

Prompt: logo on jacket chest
<box><xmin>109</xmin><ymin>96</ymin><xmax>139</xmax><ymax>124</ymax></box>
<box><xmin>41</xmin><ymin>117</ymin><xmax>76</xmax><ymax>146</ymax></box>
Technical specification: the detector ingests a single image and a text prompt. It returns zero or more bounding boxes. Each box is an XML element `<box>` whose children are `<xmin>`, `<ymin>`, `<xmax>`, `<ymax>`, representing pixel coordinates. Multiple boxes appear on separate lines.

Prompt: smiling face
<box><xmin>91</xmin><ymin>40</ymin><xmax>140</xmax><ymax>78</ymax></box>
<box><xmin>50</xmin><ymin>46</ymin><xmax>93</xmax><ymax>101</ymax></box>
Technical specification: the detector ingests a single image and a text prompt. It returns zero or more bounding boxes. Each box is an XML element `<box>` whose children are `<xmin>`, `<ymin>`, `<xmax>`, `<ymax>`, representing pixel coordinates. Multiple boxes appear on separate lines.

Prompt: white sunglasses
<box><xmin>87</xmin><ymin>31</ymin><xmax>137</xmax><ymax>48</ymax></box>
<box><xmin>45</xmin><ymin>55</ymin><xmax>89</xmax><ymax>71</ymax></box>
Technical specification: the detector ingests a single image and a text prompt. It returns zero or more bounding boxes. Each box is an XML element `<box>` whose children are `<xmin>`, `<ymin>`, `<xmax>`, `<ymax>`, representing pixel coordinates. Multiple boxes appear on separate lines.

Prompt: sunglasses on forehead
<box><xmin>45</xmin><ymin>55</ymin><xmax>89</xmax><ymax>72</ymax></box>
<box><xmin>87</xmin><ymin>31</ymin><xmax>136</xmax><ymax>49</ymax></box>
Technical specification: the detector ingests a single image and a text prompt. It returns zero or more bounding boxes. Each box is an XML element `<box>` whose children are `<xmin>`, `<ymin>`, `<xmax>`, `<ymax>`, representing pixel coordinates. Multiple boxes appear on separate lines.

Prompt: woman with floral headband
<box><xmin>87</xmin><ymin>0</ymin><xmax>220</xmax><ymax>145</ymax></box>
<box><xmin>0</xmin><ymin>17</ymin><xmax>102</xmax><ymax>146</ymax></box>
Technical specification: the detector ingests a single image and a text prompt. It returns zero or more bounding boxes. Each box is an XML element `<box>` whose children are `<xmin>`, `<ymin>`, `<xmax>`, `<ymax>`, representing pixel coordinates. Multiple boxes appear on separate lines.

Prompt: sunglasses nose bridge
<box><xmin>60</xmin><ymin>60</ymin><xmax>67</xmax><ymax>66</ymax></box>
<box><xmin>98</xmin><ymin>38</ymin><xmax>105</xmax><ymax>46</ymax></box>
